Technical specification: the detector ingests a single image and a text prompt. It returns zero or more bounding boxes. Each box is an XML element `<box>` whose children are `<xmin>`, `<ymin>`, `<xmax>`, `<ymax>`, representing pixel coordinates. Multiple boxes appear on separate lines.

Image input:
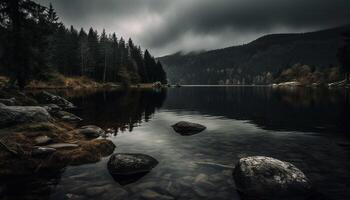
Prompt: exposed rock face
<box><xmin>55</xmin><ymin>111</ymin><xmax>82</xmax><ymax>122</ymax></box>
<box><xmin>0</xmin><ymin>104</ymin><xmax>52</xmax><ymax>127</ymax></box>
<box><xmin>107</xmin><ymin>153</ymin><xmax>159</xmax><ymax>176</ymax></box>
<box><xmin>77</xmin><ymin>125</ymin><xmax>105</xmax><ymax>139</ymax></box>
<box><xmin>172</xmin><ymin>121</ymin><xmax>206</xmax><ymax>135</ymax></box>
<box><xmin>34</xmin><ymin>91</ymin><xmax>75</xmax><ymax>109</ymax></box>
<box><xmin>233</xmin><ymin>156</ymin><xmax>311</xmax><ymax>199</ymax></box>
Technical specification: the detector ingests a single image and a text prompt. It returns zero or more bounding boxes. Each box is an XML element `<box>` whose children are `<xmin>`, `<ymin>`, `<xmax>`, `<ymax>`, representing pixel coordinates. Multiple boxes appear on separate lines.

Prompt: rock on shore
<box><xmin>0</xmin><ymin>103</ymin><xmax>52</xmax><ymax>127</ymax></box>
<box><xmin>55</xmin><ymin>111</ymin><xmax>82</xmax><ymax>122</ymax></box>
<box><xmin>233</xmin><ymin>156</ymin><xmax>311</xmax><ymax>199</ymax></box>
<box><xmin>33</xmin><ymin>91</ymin><xmax>75</xmax><ymax>109</ymax></box>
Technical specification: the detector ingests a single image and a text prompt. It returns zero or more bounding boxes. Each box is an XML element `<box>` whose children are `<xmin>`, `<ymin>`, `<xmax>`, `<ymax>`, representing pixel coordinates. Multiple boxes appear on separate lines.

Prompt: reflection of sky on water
<box><xmin>54</xmin><ymin>107</ymin><xmax>350</xmax><ymax>200</ymax></box>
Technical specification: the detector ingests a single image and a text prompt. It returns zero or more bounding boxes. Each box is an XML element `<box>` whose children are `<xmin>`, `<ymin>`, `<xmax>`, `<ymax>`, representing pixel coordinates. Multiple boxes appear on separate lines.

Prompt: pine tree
<box><xmin>337</xmin><ymin>32</ymin><xmax>350</xmax><ymax>82</ymax></box>
<box><xmin>156</xmin><ymin>60</ymin><xmax>167</xmax><ymax>84</ymax></box>
<box><xmin>110</xmin><ymin>33</ymin><xmax>119</xmax><ymax>82</ymax></box>
<box><xmin>144</xmin><ymin>50</ymin><xmax>157</xmax><ymax>83</ymax></box>
<box><xmin>87</xmin><ymin>28</ymin><xmax>99</xmax><ymax>79</ymax></box>
<box><xmin>68</xmin><ymin>26</ymin><xmax>80</xmax><ymax>75</ymax></box>
<box><xmin>78</xmin><ymin>28</ymin><xmax>88</xmax><ymax>76</ymax></box>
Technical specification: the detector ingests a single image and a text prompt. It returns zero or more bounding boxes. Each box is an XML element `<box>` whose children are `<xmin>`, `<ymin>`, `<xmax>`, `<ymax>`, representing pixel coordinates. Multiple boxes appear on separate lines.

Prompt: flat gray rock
<box><xmin>45</xmin><ymin>143</ymin><xmax>79</xmax><ymax>149</ymax></box>
<box><xmin>55</xmin><ymin>111</ymin><xmax>82</xmax><ymax>122</ymax></box>
<box><xmin>233</xmin><ymin>156</ymin><xmax>311</xmax><ymax>199</ymax></box>
<box><xmin>0</xmin><ymin>104</ymin><xmax>52</xmax><ymax>128</ymax></box>
<box><xmin>32</xmin><ymin>146</ymin><xmax>56</xmax><ymax>157</ymax></box>
<box><xmin>172</xmin><ymin>121</ymin><xmax>206</xmax><ymax>135</ymax></box>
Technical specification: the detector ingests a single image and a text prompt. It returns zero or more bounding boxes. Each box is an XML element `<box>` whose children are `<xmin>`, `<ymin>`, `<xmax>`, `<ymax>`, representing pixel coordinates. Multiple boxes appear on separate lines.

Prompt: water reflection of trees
<box><xmin>164</xmin><ymin>87</ymin><xmax>350</xmax><ymax>134</ymax></box>
<box><xmin>69</xmin><ymin>89</ymin><xmax>167</xmax><ymax>132</ymax></box>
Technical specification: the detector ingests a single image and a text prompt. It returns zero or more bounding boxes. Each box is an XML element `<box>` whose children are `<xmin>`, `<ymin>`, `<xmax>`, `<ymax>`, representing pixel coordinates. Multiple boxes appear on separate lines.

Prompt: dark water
<box><xmin>2</xmin><ymin>86</ymin><xmax>350</xmax><ymax>200</ymax></box>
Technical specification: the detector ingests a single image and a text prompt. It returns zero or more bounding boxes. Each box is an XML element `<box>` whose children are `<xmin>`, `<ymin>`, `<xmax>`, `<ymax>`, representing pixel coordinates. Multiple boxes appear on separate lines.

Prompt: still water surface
<box><xmin>4</xmin><ymin>87</ymin><xmax>350</xmax><ymax>200</ymax></box>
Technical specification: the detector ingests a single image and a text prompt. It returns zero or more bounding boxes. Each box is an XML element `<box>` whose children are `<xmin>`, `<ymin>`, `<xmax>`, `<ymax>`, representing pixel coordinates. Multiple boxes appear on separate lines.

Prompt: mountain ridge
<box><xmin>159</xmin><ymin>24</ymin><xmax>350</xmax><ymax>84</ymax></box>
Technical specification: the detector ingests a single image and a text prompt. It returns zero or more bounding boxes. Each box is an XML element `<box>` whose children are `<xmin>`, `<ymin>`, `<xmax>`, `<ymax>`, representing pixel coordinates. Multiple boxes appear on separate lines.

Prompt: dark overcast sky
<box><xmin>35</xmin><ymin>0</ymin><xmax>350</xmax><ymax>56</ymax></box>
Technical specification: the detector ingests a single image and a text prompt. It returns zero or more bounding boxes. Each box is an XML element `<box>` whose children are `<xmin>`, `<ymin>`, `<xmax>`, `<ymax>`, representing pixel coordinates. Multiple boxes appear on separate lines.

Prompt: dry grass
<box><xmin>26</xmin><ymin>74</ymin><xmax>104</xmax><ymax>90</ymax></box>
<box><xmin>0</xmin><ymin>121</ymin><xmax>115</xmax><ymax>177</ymax></box>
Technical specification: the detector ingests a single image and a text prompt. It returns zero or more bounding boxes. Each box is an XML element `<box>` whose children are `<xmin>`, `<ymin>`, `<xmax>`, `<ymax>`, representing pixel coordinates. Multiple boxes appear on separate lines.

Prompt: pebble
<box><xmin>66</xmin><ymin>193</ymin><xmax>85</xmax><ymax>200</ymax></box>
<box><xmin>101</xmin><ymin>188</ymin><xmax>129</xmax><ymax>200</ymax></box>
<box><xmin>132</xmin><ymin>181</ymin><xmax>158</xmax><ymax>192</ymax></box>
<box><xmin>209</xmin><ymin>173</ymin><xmax>224</xmax><ymax>182</ymax></box>
<box><xmin>85</xmin><ymin>186</ymin><xmax>108</xmax><ymax>197</ymax></box>
<box><xmin>195</xmin><ymin>173</ymin><xmax>209</xmax><ymax>183</ymax></box>
<box><xmin>140</xmin><ymin>190</ymin><xmax>174</xmax><ymax>200</ymax></box>
<box><xmin>177</xmin><ymin>176</ymin><xmax>194</xmax><ymax>187</ymax></box>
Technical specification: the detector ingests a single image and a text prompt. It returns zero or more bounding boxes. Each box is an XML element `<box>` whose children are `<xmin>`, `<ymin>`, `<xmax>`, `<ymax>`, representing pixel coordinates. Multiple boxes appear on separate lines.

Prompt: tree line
<box><xmin>0</xmin><ymin>0</ymin><xmax>167</xmax><ymax>89</ymax></box>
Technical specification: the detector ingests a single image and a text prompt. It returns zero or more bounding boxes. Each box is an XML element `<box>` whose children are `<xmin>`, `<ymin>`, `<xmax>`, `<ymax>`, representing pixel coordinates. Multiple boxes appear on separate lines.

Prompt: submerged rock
<box><xmin>77</xmin><ymin>125</ymin><xmax>105</xmax><ymax>139</ymax></box>
<box><xmin>34</xmin><ymin>135</ymin><xmax>53</xmax><ymax>146</ymax></box>
<box><xmin>140</xmin><ymin>190</ymin><xmax>174</xmax><ymax>200</ymax></box>
<box><xmin>55</xmin><ymin>111</ymin><xmax>82</xmax><ymax>122</ymax></box>
<box><xmin>0</xmin><ymin>104</ymin><xmax>52</xmax><ymax>127</ymax></box>
<box><xmin>233</xmin><ymin>156</ymin><xmax>311</xmax><ymax>199</ymax></box>
<box><xmin>107</xmin><ymin>153</ymin><xmax>158</xmax><ymax>185</ymax></box>
<box><xmin>172</xmin><ymin>121</ymin><xmax>206</xmax><ymax>135</ymax></box>
<box><xmin>34</xmin><ymin>91</ymin><xmax>75</xmax><ymax>109</ymax></box>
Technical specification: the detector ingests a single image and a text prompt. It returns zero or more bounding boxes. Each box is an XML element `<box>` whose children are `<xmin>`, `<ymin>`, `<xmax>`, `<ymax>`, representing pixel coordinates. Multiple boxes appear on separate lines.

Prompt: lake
<box><xmin>2</xmin><ymin>86</ymin><xmax>350</xmax><ymax>200</ymax></box>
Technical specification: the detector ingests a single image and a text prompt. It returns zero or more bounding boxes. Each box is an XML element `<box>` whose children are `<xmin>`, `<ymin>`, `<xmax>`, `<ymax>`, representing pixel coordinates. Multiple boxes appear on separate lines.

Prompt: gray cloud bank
<box><xmin>36</xmin><ymin>0</ymin><xmax>350</xmax><ymax>56</ymax></box>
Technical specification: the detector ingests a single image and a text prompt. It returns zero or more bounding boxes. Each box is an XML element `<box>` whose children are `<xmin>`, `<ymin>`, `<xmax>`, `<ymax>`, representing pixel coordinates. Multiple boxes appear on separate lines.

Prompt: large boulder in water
<box><xmin>108</xmin><ymin>153</ymin><xmax>158</xmax><ymax>175</ymax></box>
<box><xmin>107</xmin><ymin>153</ymin><xmax>158</xmax><ymax>185</ymax></box>
<box><xmin>0</xmin><ymin>103</ymin><xmax>52</xmax><ymax>128</ymax></box>
<box><xmin>172</xmin><ymin>121</ymin><xmax>206</xmax><ymax>135</ymax></box>
<box><xmin>233</xmin><ymin>156</ymin><xmax>311</xmax><ymax>199</ymax></box>
<box><xmin>34</xmin><ymin>91</ymin><xmax>75</xmax><ymax>109</ymax></box>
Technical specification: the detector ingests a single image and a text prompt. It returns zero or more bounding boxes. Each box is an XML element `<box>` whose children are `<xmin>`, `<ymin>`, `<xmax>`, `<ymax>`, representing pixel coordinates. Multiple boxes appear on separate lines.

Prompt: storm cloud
<box><xmin>35</xmin><ymin>0</ymin><xmax>350</xmax><ymax>56</ymax></box>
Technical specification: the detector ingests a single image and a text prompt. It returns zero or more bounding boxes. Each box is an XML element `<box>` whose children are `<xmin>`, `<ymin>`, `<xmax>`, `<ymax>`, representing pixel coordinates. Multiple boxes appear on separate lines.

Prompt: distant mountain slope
<box><xmin>159</xmin><ymin>25</ymin><xmax>350</xmax><ymax>85</ymax></box>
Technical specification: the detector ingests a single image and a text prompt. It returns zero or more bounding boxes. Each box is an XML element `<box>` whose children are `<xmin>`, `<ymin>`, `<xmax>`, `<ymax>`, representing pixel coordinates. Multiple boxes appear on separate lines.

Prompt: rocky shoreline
<box><xmin>0</xmin><ymin>89</ymin><xmax>115</xmax><ymax>177</ymax></box>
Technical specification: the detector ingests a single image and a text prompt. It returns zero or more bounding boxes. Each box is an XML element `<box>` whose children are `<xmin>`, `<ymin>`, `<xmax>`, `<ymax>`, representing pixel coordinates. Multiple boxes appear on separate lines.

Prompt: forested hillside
<box><xmin>0</xmin><ymin>0</ymin><xmax>167</xmax><ymax>89</ymax></box>
<box><xmin>160</xmin><ymin>25</ymin><xmax>350</xmax><ymax>85</ymax></box>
